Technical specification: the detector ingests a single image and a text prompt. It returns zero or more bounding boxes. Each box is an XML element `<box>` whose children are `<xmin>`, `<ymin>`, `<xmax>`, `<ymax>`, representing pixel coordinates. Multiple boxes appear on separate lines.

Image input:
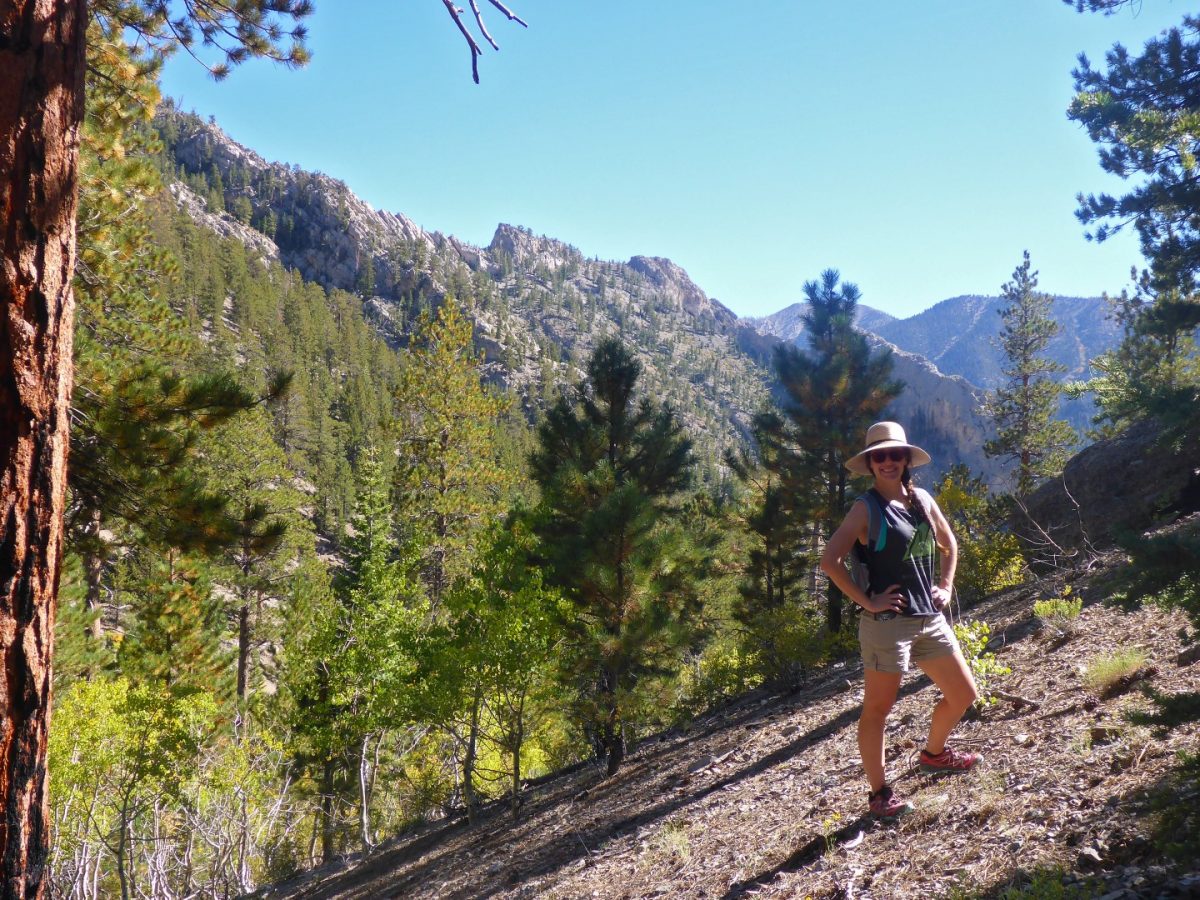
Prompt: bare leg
<box><xmin>859</xmin><ymin>668</ymin><xmax>902</xmax><ymax>792</ymax></box>
<box><xmin>915</xmin><ymin>652</ymin><xmax>978</xmax><ymax>755</ymax></box>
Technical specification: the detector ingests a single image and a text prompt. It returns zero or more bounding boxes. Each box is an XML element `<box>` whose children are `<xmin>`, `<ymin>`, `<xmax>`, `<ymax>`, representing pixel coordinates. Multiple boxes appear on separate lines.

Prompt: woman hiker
<box><xmin>819</xmin><ymin>421</ymin><xmax>981</xmax><ymax>820</ymax></box>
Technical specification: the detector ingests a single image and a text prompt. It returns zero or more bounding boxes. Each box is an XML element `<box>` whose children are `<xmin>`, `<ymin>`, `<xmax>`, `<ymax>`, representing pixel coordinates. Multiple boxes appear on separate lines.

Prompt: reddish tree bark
<box><xmin>0</xmin><ymin>0</ymin><xmax>87</xmax><ymax>894</ymax></box>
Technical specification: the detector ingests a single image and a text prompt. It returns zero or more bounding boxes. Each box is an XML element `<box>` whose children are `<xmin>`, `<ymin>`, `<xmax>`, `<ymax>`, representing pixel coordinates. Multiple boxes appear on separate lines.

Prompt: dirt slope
<box><xmin>263</xmin><ymin>558</ymin><xmax>1200</xmax><ymax>899</ymax></box>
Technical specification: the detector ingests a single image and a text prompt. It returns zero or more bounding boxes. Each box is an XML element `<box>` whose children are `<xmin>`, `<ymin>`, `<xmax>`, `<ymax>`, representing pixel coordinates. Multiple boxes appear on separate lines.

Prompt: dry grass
<box><xmin>1083</xmin><ymin>648</ymin><xmax>1147</xmax><ymax>694</ymax></box>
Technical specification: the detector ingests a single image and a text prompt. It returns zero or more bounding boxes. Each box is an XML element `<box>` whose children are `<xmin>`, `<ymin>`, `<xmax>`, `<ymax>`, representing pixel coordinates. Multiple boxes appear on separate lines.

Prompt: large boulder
<box><xmin>1017</xmin><ymin>419</ymin><xmax>1200</xmax><ymax>555</ymax></box>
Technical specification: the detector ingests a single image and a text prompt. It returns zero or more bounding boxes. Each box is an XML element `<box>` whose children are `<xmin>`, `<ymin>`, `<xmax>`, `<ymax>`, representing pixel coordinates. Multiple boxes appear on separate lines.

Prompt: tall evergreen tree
<box><xmin>116</xmin><ymin>551</ymin><xmax>232</xmax><ymax>702</ymax></box>
<box><xmin>2</xmin><ymin>0</ymin><xmax>523</xmax><ymax>883</ymax></box>
<box><xmin>770</xmin><ymin>270</ymin><xmax>902</xmax><ymax>633</ymax></box>
<box><xmin>392</xmin><ymin>297</ymin><xmax>514</xmax><ymax>609</ymax></box>
<box><xmin>982</xmin><ymin>252</ymin><xmax>1076</xmax><ymax>497</ymax></box>
<box><xmin>1</xmin><ymin>9</ymin><xmax>305</xmax><ymax>878</ymax></box>
<box><xmin>195</xmin><ymin>408</ymin><xmax>311</xmax><ymax>705</ymax></box>
<box><xmin>1076</xmin><ymin>282</ymin><xmax>1200</xmax><ymax>438</ymax></box>
<box><xmin>725</xmin><ymin>409</ymin><xmax>815</xmax><ymax>682</ymax></box>
<box><xmin>1069</xmin><ymin>13</ymin><xmax>1200</xmax><ymax>645</ymax></box>
<box><xmin>530</xmin><ymin>338</ymin><xmax>700</xmax><ymax>775</ymax></box>
<box><xmin>330</xmin><ymin>447</ymin><xmax>426</xmax><ymax>851</ymax></box>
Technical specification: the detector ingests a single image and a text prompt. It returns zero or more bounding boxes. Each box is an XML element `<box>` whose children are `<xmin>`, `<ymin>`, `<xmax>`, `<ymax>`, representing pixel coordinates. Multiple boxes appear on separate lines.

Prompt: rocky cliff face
<box><xmin>167</xmin><ymin>181</ymin><xmax>280</xmax><ymax>263</ymax></box>
<box><xmin>158</xmin><ymin>108</ymin><xmax>771</xmax><ymax>475</ymax></box>
<box><xmin>866</xmin><ymin>337</ymin><xmax>1005</xmax><ymax>486</ymax></box>
<box><xmin>1018</xmin><ymin>419</ymin><xmax>1200</xmax><ymax>557</ymax></box>
<box><xmin>165</xmin><ymin>110</ymin><xmax>440</xmax><ymax>297</ymax></box>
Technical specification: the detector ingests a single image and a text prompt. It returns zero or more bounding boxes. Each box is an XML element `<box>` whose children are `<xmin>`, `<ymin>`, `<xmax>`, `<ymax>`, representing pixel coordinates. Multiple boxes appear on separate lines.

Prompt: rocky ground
<box><xmin>262</xmin><ymin>555</ymin><xmax>1200</xmax><ymax>899</ymax></box>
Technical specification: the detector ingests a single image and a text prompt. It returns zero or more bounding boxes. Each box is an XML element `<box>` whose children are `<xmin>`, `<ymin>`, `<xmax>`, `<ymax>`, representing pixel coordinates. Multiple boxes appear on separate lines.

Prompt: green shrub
<box><xmin>1034</xmin><ymin>586</ymin><xmax>1083</xmax><ymax>638</ymax></box>
<box><xmin>670</xmin><ymin>638</ymin><xmax>761</xmax><ymax>718</ymax></box>
<box><xmin>936</xmin><ymin>465</ymin><xmax>1026</xmax><ymax>603</ymax></box>
<box><xmin>736</xmin><ymin>604</ymin><xmax>827</xmax><ymax>689</ymax></box>
<box><xmin>997</xmin><ymin>868</ymin><xmax>1097</xmax><ymax>899</ymax></box>
<box><xmin>953</xmin><ymin>619</ymin><xmax>1011</xmax><ymax>708</ymax></box>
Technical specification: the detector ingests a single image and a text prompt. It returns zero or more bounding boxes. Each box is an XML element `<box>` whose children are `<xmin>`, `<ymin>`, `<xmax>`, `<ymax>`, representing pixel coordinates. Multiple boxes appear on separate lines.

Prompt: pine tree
<box><xmin>195</xmin><ymin>407</ymin><xmax>313</xmax><ymax>705</ymax></box>
<box><xmin>1069</xmin><ymin>283</ymin><xmax>1200</xmax><ymax>438</ymax></box>
<box><xmin>53</xmin><ymin>554</ymin><xmax>114</xmax><ymax>689</ymax></box>
<box><xmin>530</xmin><ymin>338</ymin><xmax>701</xmax><ymax>775</ymax></box>
<box><xmin>291</xmin><ymin>447</ymin><xmax>426</xmax><ymax>854</ymax></box>
<box><xmin>3</xmin><ymin>0</ymin><xmax>519</xmax><ymax>884</ymax></box>
<box><xmin>770</xmin><ymin>270</ymin><xmax>902</xmax><ymax>633</ymax></box>
<box><xmin>1069</xmin><ymin>12</ymin><xmax>1200</xmax><ymax>653</ymax></box>
<box><xmin>70</xmin><ymin>29</ymin><xmax>272</xmax><ymax>647</ymax></box>
<box><xmin>725</xmin><ymin>409</ymin><xmax>816</xmax><ymax>683</ymax></box>
<box><xmin>392</xmin><ymin>297</ymin><xmax>514</xmax><ymax>609</ymax></box>
<box><xmin>982</xmin><ymin>252</ymin><xmax>1076</xmax><ymax>497</ymax></box>
<box><xmin>116</xmin><ymin>551</ymin><xmax>233</xmax><ymax>702</ymax></box>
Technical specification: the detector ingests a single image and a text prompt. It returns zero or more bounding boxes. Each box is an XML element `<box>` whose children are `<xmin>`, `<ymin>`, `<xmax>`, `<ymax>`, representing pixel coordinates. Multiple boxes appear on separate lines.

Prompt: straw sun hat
<box><xmin>845</xmin><ymin>421</ymin><xmax>932</xmax><ymax>476</ymax></box>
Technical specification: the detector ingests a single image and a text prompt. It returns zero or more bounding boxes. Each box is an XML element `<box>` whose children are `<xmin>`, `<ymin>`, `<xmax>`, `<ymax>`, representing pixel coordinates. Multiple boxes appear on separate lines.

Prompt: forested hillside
<box><xmin>56</xmin><ymin>67</ymin><xmax>928</xmax><ymax>893</ymax></box>
<box><xmin>256</xmin><ymin>559</ymin><xmax>1200</xmax><ymax>899</ymax></box>
<box><xmin>9</xmin><ymin>3</ymin><xmax>1199</xmax><ymax>899</ymax></box>
<box><xmin>154</xmin><ymin>105</ymin><xmax>774</xmax><ymax>486</ymax></box>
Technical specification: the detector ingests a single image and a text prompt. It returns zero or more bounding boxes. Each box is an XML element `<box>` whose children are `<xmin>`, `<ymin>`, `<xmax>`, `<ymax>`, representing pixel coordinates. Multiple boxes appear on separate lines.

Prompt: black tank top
<box><xmin>856</xmin><ymin>487</ymin><xmax>939</xmax><ymax>617</ymax></box>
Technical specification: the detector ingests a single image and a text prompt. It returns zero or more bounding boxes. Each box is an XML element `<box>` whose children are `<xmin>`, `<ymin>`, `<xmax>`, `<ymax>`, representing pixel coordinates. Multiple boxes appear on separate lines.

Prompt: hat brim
<box><xmin>846</xmin><ymin>440</ymin><xmax>932</xmax><ymax>476</ymax></box>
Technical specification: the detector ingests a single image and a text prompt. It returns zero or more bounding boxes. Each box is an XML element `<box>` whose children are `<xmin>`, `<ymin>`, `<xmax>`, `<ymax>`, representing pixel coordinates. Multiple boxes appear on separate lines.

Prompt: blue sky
<box><xmin>159</xmin><ymin>1</ymin><xmax>1185</xmax><ymax>321</ymax></box>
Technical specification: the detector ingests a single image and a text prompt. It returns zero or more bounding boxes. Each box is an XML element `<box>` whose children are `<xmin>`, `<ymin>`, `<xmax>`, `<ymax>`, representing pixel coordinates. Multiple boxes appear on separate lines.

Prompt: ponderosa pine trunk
<box><xmin>0</xmin><ymin>1</ymin><xmax>87</xmax><ymax>895</ymax></box>
<box><xmin>600</xmin><ymin>667</ymin><xmax>623</xmax><ymax>776</ymax></box>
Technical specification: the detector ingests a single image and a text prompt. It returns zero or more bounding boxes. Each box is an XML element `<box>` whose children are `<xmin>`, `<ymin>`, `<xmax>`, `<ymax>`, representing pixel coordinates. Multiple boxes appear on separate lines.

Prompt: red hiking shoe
<box><xmin>868</xmin><ymin>784</ymin><xmax>913</xmax><ymax>820</ymax></box>
<box><xmin>919</xmin><ymin>746</ymin><xmax>981</xmax><ymax>774</ymax></box>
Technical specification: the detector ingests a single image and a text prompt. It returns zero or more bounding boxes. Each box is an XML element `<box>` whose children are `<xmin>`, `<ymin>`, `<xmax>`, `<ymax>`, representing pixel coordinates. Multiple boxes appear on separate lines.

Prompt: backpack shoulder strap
<box><xmin>855</xmin><ymin>491</ymin><xmax>886</xmax><ymax>553</ymax></box>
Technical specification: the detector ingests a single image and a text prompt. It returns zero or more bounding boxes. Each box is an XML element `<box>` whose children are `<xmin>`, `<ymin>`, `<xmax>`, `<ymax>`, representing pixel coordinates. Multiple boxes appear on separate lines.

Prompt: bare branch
<box><xmin>488</xmin><ymin>0</ymin><xmax>529</xmax><ymax>27</ymax></box>
<box><xmin>991</xmin><ymin>688</ymin><xmax>1043</xmax><ymax>709</ymax></box>
<box><xmin>442</xmin><ymin>0</ymin><xmax>526</xmax><ymax>82</ymax></box>
<box><xmin>442</xmin><ymin>0</ymin><xmax>483</xmax><ymax>83</ymax></box>
<box><xmin>469</xmin><ymin>0</ymin><xmax>500</xmax><ymax>51</ymax></box>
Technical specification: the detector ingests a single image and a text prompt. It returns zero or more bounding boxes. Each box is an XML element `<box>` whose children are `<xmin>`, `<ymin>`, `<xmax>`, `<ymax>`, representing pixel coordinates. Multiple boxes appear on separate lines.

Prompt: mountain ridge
<box><xmin>157</xmin><ymin>103</ymin><xmax>1111</xmax><ymax>487</ymax></box>
<box><xmin>158</xmin><ymin>105</ymin><xmax>776</xmax><ymax>480</ymax></box>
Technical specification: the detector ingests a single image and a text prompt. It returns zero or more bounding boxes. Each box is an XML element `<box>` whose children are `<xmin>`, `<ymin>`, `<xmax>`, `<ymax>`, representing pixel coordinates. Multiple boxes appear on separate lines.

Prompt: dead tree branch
<box><xmin>441</xmin><ymin>0</ymin><xmax>528</xmax><ymax>83</ymax></box>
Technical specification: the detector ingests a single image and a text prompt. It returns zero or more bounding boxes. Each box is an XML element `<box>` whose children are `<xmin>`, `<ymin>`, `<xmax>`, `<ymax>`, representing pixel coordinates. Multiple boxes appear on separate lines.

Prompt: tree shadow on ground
<box><xmin>285</xmin><ymin>595</ymin><xmax>1074</xmax><ymax>899</ymax></box>
<box><xmin>283</xmin><ymin>660</ymin><xmax>931</xmax><ymax>899</ymax></box>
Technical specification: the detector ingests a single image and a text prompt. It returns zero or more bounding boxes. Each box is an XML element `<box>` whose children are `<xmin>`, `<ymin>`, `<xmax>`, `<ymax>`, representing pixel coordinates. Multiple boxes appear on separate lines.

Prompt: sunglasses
<box><xmin>870</xmin><ymin>449</ymin><xmax>909</xmax><ymax>464</ymax></box>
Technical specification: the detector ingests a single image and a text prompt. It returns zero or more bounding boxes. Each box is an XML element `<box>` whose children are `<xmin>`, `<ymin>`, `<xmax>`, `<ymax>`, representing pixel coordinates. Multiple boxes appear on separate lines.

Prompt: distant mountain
<box><xmin>158</xmin><ymin>104</ymin><xmax>1060</xmax><ymax>488</ymax></box>
<box><xmin>877</xmin><ymin>295</ymin><xmax>1120</xmax><ymax>435</ymax></box>
<box><xmin>872</xmin><ymin>294</ymin><xmax>1119</xmax><ymax>390</ymax></box>
<box><xmin>757</xmin><ymin>294</ymin><xmax>1122</xmax><ymax>438</ymax></box>
<box><xmin>745</xmin><ymin>308</ymin><xmax>1005</xmax><ymax>484</ymax></box>
<box><xmin>750</xmin><ymin>302</ymin><xmax>897</xmax><ymax>343</ymax></box>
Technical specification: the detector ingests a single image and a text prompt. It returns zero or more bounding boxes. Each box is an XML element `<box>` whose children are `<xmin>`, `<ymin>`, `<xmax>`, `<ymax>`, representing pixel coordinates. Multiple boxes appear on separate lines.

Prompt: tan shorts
<box><xmin>858</xmin><ymin>612</ymin><xmax>960</xmax><ymax>673</ymax></box>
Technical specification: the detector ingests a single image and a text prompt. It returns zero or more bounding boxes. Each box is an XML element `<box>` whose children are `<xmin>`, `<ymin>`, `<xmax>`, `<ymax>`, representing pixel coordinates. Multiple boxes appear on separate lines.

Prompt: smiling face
<box><xmin>868</xmin><ymin>447</ymin><xmax>910</xmax><ymax>484</ymax></box>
